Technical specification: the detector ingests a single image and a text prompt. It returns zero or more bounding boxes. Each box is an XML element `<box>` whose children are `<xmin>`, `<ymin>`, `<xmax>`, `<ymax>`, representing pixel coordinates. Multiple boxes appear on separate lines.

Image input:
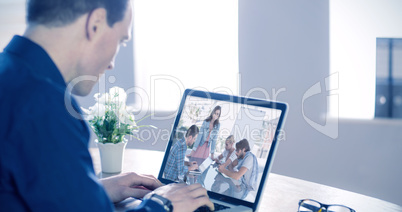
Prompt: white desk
<box><xmin>90</xmin><ymin>148</ymin><xmax>402</xmax><ymax>212</ymax></box>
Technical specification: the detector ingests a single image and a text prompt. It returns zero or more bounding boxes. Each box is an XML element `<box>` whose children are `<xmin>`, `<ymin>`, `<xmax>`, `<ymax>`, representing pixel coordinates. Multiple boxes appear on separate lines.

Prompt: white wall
<box><xmin>0</xmin><ymin>0</ymin><xmax>25</xmax><ymax>50</ymax></box>
<box><xmin>330</xmin><ymin>0</ymin><xmax>402</xmax><ymax>119</ymax></box>
<box><xmin>238</xmin><ymin>0</ymin><xmax>402</xmax><ymax>206</ymax></box>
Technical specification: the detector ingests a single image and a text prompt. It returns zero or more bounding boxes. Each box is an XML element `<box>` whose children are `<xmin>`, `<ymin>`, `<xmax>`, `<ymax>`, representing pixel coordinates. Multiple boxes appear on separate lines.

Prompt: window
<box><xmin>375</xmin><ymin>38</ymin><xmax>402</xmax><ymax>118</ymax></box>
<box><xmin>132</xmin><ymin>0</ymin><xmax>239</xmax><ymax>112</ymax></box>
<box><xmin>329</xmin><ymin>0</ymin><xmax>402</xmax><ymax>119</ymax></box>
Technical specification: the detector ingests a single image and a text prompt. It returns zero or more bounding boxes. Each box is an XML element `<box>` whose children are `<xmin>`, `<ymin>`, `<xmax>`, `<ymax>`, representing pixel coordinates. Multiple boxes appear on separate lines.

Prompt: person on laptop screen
<box><xmin>187</xmin><ymin>105</ymin><xmax>221</xmax><ymax>160</ymax></box>
<box><xmin>164</xmin><ymin>125</ymin><xmax>200</xmax><ymax>181</ymax></box>
<box><xmin>213</xmin><ymin>135</ymin><xmax>237</xmax><ymax>168</ymax></box>
<box><xmin>218</xmin><ymin>139</ymin><xmax>259</xmax><ymax>199</ymax></box>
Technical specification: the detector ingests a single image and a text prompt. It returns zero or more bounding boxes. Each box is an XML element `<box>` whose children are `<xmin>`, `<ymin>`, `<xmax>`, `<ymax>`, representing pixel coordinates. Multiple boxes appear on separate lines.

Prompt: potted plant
<box><xmin>82</xmin><ymin>86</ymin><xmax>155</xmax><ymax>173</ymax></box>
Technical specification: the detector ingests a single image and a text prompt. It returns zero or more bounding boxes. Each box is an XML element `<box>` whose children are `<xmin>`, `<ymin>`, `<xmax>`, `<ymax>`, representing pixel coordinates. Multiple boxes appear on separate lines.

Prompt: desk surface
<box><xmin>90</xmin><ymin>148</ymin><xmax>402</xmax><ymax>212</ymax></box>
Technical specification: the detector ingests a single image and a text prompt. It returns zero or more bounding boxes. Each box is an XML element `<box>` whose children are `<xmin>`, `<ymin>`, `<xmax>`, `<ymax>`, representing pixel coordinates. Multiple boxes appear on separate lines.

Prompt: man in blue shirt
<box><xmin>218</xmin><ymin>139</ymin><xmax>259</xmax><ymax>200</ymax></box>
<box><xmin>0</xmin><ymin>0</ymin><xmax>214</xmax><ymax>211</ymax></box>
<box><xmin>164</xmin><ymin>125</ymin><xmax>199</xmax><ymax>182</ymax></box>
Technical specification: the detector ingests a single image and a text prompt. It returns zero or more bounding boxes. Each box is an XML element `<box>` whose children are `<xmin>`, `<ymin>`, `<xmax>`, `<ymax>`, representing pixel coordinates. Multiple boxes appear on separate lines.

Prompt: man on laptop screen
<box><xmin>163</xmin><ymin>125</ymin><xmax>200</xmax><ymax>181</ymax></box>
<box><xmin>217</xmin><ymin>139</ymin><xmax>259</xmax><ymax>200</ymax></box>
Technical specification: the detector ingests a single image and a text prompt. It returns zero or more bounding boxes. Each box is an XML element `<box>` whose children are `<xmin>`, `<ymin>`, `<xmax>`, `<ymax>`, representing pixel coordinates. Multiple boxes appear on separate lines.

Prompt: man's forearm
<box><xmin>221</xmin><ymin>169</ymin><xmax>241</xmax><ymax>180</ymax></box>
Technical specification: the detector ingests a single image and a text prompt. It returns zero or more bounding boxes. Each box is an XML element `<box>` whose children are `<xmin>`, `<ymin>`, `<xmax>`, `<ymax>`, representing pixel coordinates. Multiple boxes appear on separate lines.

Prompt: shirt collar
<box><xmin>4</xmin><ymin>35</ymin><xmax>67</xmax><ymax>89</ymax></box>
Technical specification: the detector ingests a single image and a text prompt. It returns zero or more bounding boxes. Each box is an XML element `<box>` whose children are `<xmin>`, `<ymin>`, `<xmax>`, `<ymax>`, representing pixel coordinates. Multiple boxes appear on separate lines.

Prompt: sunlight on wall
<box><xmin>133</xmin><ymin>0</ymin><xmax>239</xmax><ymax>111</ymax></box>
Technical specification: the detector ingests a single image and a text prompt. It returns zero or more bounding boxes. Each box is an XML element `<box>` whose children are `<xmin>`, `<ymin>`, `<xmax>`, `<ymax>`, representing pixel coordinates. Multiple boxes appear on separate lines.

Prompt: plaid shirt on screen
<box><xmin>163</xmin><ymin>138</ymin><xmax>188</xmax><ymax>181</ymax></box>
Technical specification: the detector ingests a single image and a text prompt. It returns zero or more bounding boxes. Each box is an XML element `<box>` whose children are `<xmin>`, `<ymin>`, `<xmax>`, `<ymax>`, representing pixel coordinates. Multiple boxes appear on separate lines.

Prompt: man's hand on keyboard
<box><xmin>151</xmin><ymin>183</ymin><xmax>215</xmax><ymax>212</ymax></box>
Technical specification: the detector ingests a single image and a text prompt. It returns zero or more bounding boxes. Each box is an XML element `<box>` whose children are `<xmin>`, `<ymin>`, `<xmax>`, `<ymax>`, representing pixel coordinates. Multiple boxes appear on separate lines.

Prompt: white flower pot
<box><xmin>96</xmin><ymin>140</ymin><xmax>127</xmax><ymax>173</ymax></box>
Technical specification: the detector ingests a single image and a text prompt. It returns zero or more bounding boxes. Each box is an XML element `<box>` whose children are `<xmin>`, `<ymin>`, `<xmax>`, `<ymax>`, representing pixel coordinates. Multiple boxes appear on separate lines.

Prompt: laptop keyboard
<box><xmin>194</xmin><ymin>202</ymin><xmax>230</xmax><ymax>212</ymax></box>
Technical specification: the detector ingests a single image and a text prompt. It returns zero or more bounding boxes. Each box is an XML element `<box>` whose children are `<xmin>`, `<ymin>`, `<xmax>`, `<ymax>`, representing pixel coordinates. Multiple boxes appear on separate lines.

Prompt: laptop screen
<box><xmin>159</xmin><ymin>89</ymin><xmax>287</xmax><ymax>208</ymax></box>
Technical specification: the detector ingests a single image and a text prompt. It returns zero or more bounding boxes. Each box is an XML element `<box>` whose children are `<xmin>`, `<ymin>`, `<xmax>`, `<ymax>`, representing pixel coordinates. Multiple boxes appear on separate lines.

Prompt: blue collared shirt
<box><xmin>192</xmin><ymin>120</ymin><xmax>220</xmax><ymax>153</ymax></box>
<box><xmin>0</xmin><ymin>36</ymin><xmax>165</xmax><ymax>212</ymax></box>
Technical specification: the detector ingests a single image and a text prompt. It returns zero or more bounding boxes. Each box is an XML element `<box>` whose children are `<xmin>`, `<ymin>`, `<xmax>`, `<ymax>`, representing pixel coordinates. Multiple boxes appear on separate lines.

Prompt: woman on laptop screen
<box><xmin>187</xmin><ymin>105</ymin><xmax>221</xmax><ymax>160</ymax></box>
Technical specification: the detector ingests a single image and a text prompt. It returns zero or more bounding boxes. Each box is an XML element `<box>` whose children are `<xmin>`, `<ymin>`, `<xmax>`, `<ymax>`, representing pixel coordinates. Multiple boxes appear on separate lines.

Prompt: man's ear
<box><xmin>85</xmin><ymin>8</ymin><xmax>107</xmax><ymax>40</ymax></box>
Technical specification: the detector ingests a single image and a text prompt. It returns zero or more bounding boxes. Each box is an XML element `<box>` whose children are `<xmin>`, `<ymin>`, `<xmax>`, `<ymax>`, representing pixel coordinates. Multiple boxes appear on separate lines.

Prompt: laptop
<box><xmin>158</xmin><ymin>89</ymin><xmax>288</xmax><ymax>212</ymax></box>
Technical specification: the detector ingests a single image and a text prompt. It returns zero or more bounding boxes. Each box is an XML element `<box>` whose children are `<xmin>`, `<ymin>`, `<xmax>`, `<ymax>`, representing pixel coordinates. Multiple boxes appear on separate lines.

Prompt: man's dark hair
<box><xmin>236</xmin><ymin>139</ymin><xmax>250</xmax><ymax>152</ymax></box>
<box><xmin>185</xmin><ymin>125</ymin><xmax>199</xmax><ymax>138</ymax></box>
<box><xmin>27</xmin><ymin>0</ymin><xmax>129</xmax><ymax>27</ymax></box>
